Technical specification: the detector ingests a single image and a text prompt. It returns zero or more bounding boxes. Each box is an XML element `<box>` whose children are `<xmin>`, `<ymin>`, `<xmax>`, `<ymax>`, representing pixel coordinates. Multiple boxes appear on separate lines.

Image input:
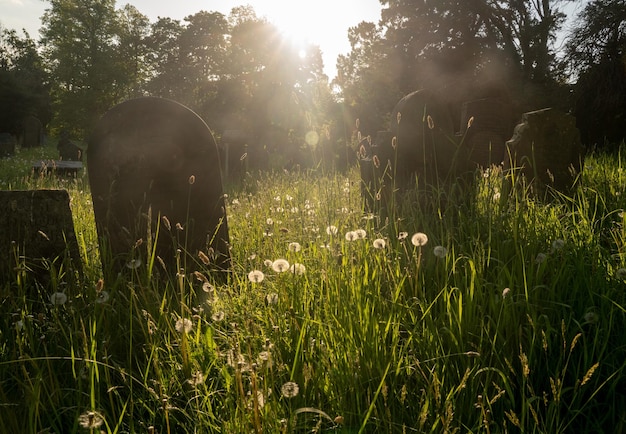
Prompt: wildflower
<box><xmin>272</xmin><ymin>259</ymin><xmax>290</xmax><ymax>273</ymax></box>
<box><xmin>288</xmin><ymin>242</ymin><xmax>302</xmax><ymax>252</ymax></box>
<box><xmin>78</xmin><ymin>410</ymin><xmax>105</xmax><ymax>429</ymax></box>
<box><xmin>126</xmin><ymin>258</ymin><xmax>142</xmax><ymax>269</ymax></box>
<box><xmin>326</xmin><ymin>225</ymin><xmax>338</xmax><ymax>236</ymax></box>
<box><xmin>398</xmin><ymin>231</ymin><xmax>408</xmax><ymax>240</ymax></box>
<box><xmin>354</xmin><ymin>229</ymin><xmax>367</xmax><ymax>239</ymax></box>
<box><xmin>290</xmin><ymin>263</ymin><xmax>306</xmax><ymax>275</ymax></box>
<box><xmin>411</xmin><ymin>232</ymin><xmax>428</xmax><ymax>247</ymax></box>
<box><xmin>616</xmin><ymin>268</ymin><xmax>626</xmax><ymax>279</ymax></box>
<box><xmin>50</xmin><ymin>292</ymin><xmax>67</xmax><ymax>306</ymax></box>
<box><xmin>535</xmin><ymin>253</ymin><xmax>547</xmax><ymax>264</ymax></box>
<box><xmin>345</xmin><ymin>231</ymin><xmax>358</xmax><ymax>241</ymax></box>
<box><xmin>211</xmin><ymin>311</ymin><xmax>225</xmax><ymax>322</ymax></box>
<box><xmin>266</xmin><ymin>292</ymin><xmax>279</xmax><ymax>305</ymax></box>
<box><xmin>433</xmin><ymin>246</ymin><xmax>448</xmax><ymax>258</ymax></box>
<box><xmin>175</xmin><ymin>317</ymin><xmax>193</xmax><ymax>333</ymax></box>
<box><xmin>502</xmin><ymin>287</ymin><xmax>511</xmax><ymax>298</ymax></box>
<box><xmin>281</xmin><ymin>381</ymin><xmax>300</xmax><ymax>398</ymax></box>
<box><xmin>266</xmin><ymin>218</ymin><xmax>274</xmax><ymax>225</ymax></box>
<box><xmin>263</xmin><ymin>259</ymin><xmax>273</xmax><ymax>267</ymax></box>
<box><xmin>248</xmin><ymin>270</ymin><xmax>265</xmax><ymax>283</ymax></box>
<box><xmin>373</xmin><ymin>238</ymin><xmax>386</xmax><ymax>249</ymax></box>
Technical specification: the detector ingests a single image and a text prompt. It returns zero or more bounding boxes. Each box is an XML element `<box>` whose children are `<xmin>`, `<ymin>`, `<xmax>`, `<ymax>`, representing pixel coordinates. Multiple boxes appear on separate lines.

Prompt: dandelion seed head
<box><xmin>535</xmin><ymin>253</ymin><xmax>547</xmax><ymax>264</ymax></box>
<box><xmin>288</xmin><ymin>242</ymin><xmax>302</xmax><ymax>252</ymax></box>
<box><xmin>281</xmin><ymin>381</ymin><xmax>300</xmax><ymax>398</ymax></box>
<box><xmin>202</xmin><ymin>282</ymin><xmax>215</xmax><ymax>293</ymax></box>
<box><xmin>248</xmin><ymin>270</ymin><xmax>265</xmax><ymax>283</ymax></box>
<box><xmin>502</xmin><ymin>287</ymin><xmax>511</xmax><ymax>298</ymax></box>
<box><xmin>211</xmin><ymin>311</ymin><xmax>225</xmax><ymax>322</ymax></box>
<box><xmin>78</xmin><ymin>410</ymin><xmax>104</xmax><ymax>429</ymax></box>
<box><xmin>551</xmin><ymin>239</ymin><xmax>565</xmax><ymax>251</ymax></box>
<box><xmin>175</xmin><ymin>317</ymin><xmax>193</xmax><ymax>333</ymax></box>
<box><xmin>272</xmin><ymin>259</ymin><xmax>290</xmax><ymax>273</ymax></box>
<box><xmin>326</xmin><ymin>225</ymin><xmax>338</xmax><ymax>236</ymax></box>
<box><xmin>354</xmin><ymin>229</ymin><xmax>367</xmax><ymax>239</ymax></box>
<box><xmin>290</xmin><ymin>263</ymin><xmax>306</xmax><ymax>275</ymax></box>
<box><xmin>345</xmin><ymin>231</ymin><xmax>358</xmax><ymax>241</ymax></box>
<box><xmin>96</xmin><ymin>290</ymin><xmax>110</xmax><ymax>304</ymax></box>
<box><xmin>126</xmin><ymin>258</ymin><xmax>142</xmax><ymax>269</ymax></box>
<box><xmin>373</xmin><ymin>238</ymin><xmax>386</xmax><ymax>249</ymax></box>
<box><xmin>398</xmin><ymin>231</ymin><xmax>408</xmax><ymax>240</ymax></box>
<box><xmin>411</xmin><ymin>232</ymin><xmax>428</xmax><ymax>247</ymax></box>
<box><xmin>584</xmin><ymin>311</ymin><xmax>599</xmax><ymax>324</ymax></box>
<box><xmin>433</xmin><ymin>246</ymin><xmax>448</xmax><ymax>258</ymax></box>
<box><xmin>266</xmin><ymin>292</ymin><xmax>279</xmax><ymax>305</ymax></box>
<box><xmin>50</xmin><ymin>292</ymin><xmax>67</xmax><ymax>306</ymax></box>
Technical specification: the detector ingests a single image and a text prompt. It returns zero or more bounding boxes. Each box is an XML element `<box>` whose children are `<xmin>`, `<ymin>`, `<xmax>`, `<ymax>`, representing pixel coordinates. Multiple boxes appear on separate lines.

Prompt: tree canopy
<box><xmin>1</xmin><ymin>0</ymin><xmax>624</xmax><ymax>155</ymax></box>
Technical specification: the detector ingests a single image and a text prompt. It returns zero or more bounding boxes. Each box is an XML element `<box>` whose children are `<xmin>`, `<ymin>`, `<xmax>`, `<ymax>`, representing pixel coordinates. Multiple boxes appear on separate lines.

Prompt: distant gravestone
<box><xmin>390</xmin><ymin>89</ymin><xmax>470</xmax><ymax>190</ymax></box>
<box><xmin>87</xmin><ymin>97</ymin><xmax>230</xmax><ymax>278</ymax></box>
<box><xmin>459</xmin><ymin>98</ymin><xmax>516</xmax><ymax>168</ymax></box>
<box><xmin>0</xmin><ymin>133</ymin><xmax>16</xmax><ymax>157</ymax></box>
<box><xmin>503</xmin><ymin>108</ymin><xmax>585</xmax><ymax>193</ymax></box>
<box><xmin>22</xmin><ymin>115</ymin><xmax>43</xmax><ymax>148</ymax></box>
<box><xmin>0</xmin><ymin>190</ymin><xmax>82</xmax><ymax>287</ymax></box>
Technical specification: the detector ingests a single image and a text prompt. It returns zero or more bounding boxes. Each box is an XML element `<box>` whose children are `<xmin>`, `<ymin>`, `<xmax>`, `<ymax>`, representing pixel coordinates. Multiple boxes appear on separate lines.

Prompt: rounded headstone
<box><xmin>87</xmin><ymin>97</ymin><xmax>230</xmax><ymax>278</ymax></box>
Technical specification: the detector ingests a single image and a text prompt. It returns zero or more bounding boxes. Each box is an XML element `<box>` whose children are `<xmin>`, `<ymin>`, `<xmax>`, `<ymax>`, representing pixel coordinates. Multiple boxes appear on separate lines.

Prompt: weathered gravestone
<box><xmin>22</xmin><ymin>115</ymin><xmax>43</xmax><ymax>148</ymax></box>
<box><xmin>459</xmin><ymin>97</ymin><xmax>516</xmax><ymax>168</ymax></box>
<box><xmin>57</xmin><ymin>131</ymin><xmax>83</xmax><ymax>161</ymax></box>
<box><xmin>220</xmin><ymin>129</ymin><xmax>248</xmax><ymax>179</ymax></box>
<box><xmin>0</xmin><ymin>190</ymin><xmax>82</xmax><ymax>288</ymax></box>
<box><xmin>88</xmin><ymin>97</ymin><xmax>230</xmax><ymax>278</ymax></box>
<box><xmin>503</xmin><ymin>108</ymin><xmax>585</xmax><ymax>194</ymax></box>
<box><xmin>389</xmin><ymin>89</ymin><xmax>471</xmax><ymax>191</ymax></box>
<box><xmin>0</xmin><ymin>133</ymin><xmax>16</xmax><ymax>157</ymax></box>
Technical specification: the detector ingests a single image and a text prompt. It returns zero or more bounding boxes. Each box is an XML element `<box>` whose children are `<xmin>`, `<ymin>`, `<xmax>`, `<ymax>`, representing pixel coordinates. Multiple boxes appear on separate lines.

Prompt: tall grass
<box><xmin>1</xmin><ymin>143</ymin><xmax>625</xmax><ymax>433</ymax></box>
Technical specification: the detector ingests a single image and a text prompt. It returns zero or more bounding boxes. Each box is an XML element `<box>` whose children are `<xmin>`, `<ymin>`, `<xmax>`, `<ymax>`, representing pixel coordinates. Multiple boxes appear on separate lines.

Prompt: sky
<box><xmin>0</xmin><ymin>0</ymin><xmax>383</xmax><ymax>79</ymax></box>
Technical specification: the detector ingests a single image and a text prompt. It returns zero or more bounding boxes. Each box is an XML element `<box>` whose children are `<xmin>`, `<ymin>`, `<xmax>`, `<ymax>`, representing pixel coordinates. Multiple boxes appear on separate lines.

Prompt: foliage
<box><xmin>1</xmin><ymin>142</ymin><xmax>626</xmax><ymax>432</ymax></box>
<box><xmin>0</xmin><ymin>27</ymin><xmax>50</xmax><ymax>134</ymax></box>
<box><xmin>566</xmin><ymin>0</ymin><xmax>626</xmax><ymax>147</ymax></box>
<box><xmin>334</xmin><ymin>0</ymin><xmax>577</xmax><ymax>131</ymax></box>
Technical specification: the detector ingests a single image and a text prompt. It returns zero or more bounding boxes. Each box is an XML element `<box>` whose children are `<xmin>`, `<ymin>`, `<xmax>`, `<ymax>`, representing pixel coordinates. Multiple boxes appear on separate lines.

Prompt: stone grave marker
<box><xmin>0</xmin><ymin>189</ymin><xmax>82</xmax><ymax>288</ymax></box>
<box><xmin>459</xmin><ymin>97</ymin><xmax>516</xmax><ymax>168</ymax></box>
<box><xmin>390</xmin><ymin>89</ymin><xmax>470</xmax><ymax>191</ymax></box>
<box><xmin>22</xmin><ymin>115</ymin><xmax>43</xmax><ymax>148</ymax></box>
<box><xmin>0</xmin><ymin>133</ymin><xmax>16</xmax><ymax>157</ymax></box>
<box><xmin>87</xmin><ymin>97</ymin><xmax>231</xmax><ymax>278</ymax></box>
<box><xmin>503</xmin><ymin>108</ymin><xmax>585</xmax><ymax>194</ymax></box>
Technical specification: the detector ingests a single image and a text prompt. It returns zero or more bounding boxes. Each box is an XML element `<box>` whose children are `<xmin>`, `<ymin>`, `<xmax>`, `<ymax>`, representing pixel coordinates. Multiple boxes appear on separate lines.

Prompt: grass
<box><xmin>1</xmin><ymin>141</ymin><xmax>625</xmax><ymax>433</ymax></box>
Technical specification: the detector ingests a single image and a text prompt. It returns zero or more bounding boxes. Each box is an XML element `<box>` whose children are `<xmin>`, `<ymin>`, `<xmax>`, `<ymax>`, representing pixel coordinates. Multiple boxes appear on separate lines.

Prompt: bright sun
<box><xmin>258</xmin><ymin>2</ymin><xmax>331</xmax><ymax>52</ymax></box>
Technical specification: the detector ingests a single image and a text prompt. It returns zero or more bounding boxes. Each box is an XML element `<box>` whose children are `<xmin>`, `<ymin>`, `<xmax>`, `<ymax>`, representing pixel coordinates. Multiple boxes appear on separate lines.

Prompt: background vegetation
<box><xmin>1</xmin><ymin>0</ymin><xmax>626</xmax><ymax>159</ymax></box>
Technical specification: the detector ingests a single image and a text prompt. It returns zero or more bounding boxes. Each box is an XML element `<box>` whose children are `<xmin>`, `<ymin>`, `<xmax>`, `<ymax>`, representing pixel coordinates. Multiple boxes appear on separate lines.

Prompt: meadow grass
<box><xmin>0</xmin><ymin>143</ymin><xmax>625</xmax><ymax>433</ymax></box>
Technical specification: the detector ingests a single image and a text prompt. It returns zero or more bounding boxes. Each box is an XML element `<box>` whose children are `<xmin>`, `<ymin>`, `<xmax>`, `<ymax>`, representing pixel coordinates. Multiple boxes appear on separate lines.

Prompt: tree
<box><xmin>116</xmin><ymin>4</ymin><xmax>151</xmax><ymax>98</ymax></box>
<box><xmin>145</xmin><ymin>17</ymin><xmax>184</xmax><ymax>99</ymax></box>
<box><xmin>0</xmin><ymin>27</ymin><xmax>50</xmax><ymax>134</ymax></box>
<box><xmin>334</xmin><ymin>0</ymin><xmax>578</xmax><ymax>133</ymax></box>
<box><xmin>566</xmin><ymin>0</ymin><xmax>626</xmax><ymax>147</ymax></box>
<box><xmin>40</xmin><ymin>0</ymin><xmax>122</xmax><ymax>135</ymax></box>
